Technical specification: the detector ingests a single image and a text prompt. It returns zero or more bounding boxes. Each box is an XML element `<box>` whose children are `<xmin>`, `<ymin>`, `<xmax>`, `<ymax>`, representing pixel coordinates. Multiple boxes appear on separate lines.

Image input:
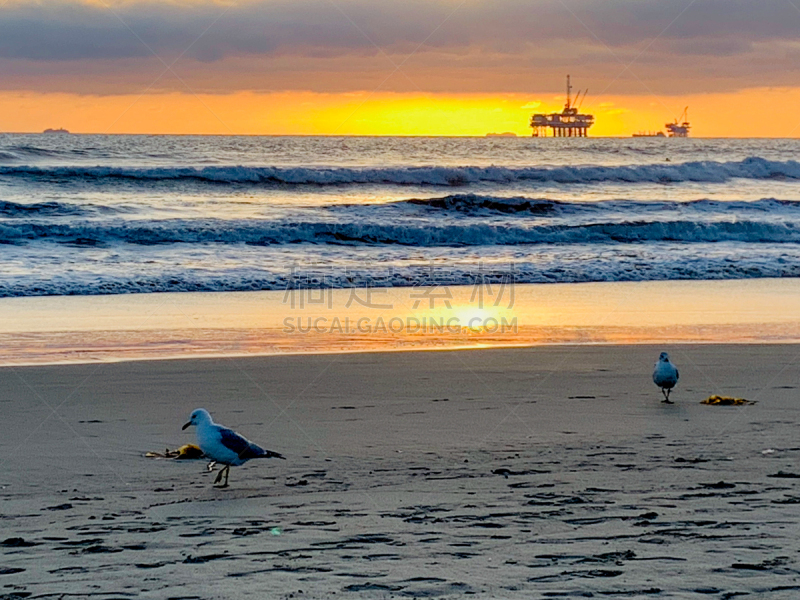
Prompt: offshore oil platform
<box><xmin>633</xmin><ymin>107</ymin><xmax>691</xmax><ymax>137</ymax></box>
<box><xmin>665</xmin><ymin>107</ymin><xmax>690</xmax><ymax>137</ymax></box>
<box><xmin>530</xmin><ymin>75</ymin><xmax>594</xmax><ymax>137</ymax></box>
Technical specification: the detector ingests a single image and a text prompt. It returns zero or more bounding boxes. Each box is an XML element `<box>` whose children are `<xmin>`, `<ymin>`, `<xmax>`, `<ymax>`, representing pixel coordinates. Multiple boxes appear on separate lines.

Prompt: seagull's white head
<box><xmin>182</xmin><ymin>408</ymin><xmax>212</xmax><ymax>430</ymax></box>
<box><xmin>659</xmin><ymin>352</ymin><xmax>670</xmax><ymax>362</ymax></box>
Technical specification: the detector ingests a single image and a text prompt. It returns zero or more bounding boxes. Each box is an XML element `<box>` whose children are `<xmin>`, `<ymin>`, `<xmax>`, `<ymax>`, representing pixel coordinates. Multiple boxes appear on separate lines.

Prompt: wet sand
<box><xmin>2</xmin><ymin>345</ymin><xmax>800</xmax><ymax>598</ymax></box>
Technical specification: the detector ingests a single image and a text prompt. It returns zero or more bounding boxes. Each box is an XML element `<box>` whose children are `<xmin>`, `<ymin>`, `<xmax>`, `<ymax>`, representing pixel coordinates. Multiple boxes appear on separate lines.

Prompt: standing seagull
<box><xmin>182</xmin><ymin>408</ymin><xmax>285</xmax><ymax>488</ymax></box>
<box><xmin>653</xmin><ymin>352</ymin><xmax>679</xmax><ymax>403</ymax></box>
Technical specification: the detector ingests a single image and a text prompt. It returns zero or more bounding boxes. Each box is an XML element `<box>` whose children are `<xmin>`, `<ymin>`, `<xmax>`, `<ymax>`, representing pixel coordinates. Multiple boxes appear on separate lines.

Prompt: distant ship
<box><xmin>630</xmin><ymin>107</ymin><xmax>691</xmax><ymax>138</ymax></box>
<box><xmin>665</xmin><ymin>107</ymin><xmax>690</xmax><ymax>137</ymax></box>
<box><xmin>486</xmin><ymin>132</ymin><xmax>518</xmax><ymax>138</ymax></box>
<box><xmin>43</xmin><ymin>128</ymin><xmax>70</xmax><ymax>134</ymax></box>
<box><xmin>530</xmin><ymin>75</ymin><xmax>594</xmax><ymax>137</ymax></box>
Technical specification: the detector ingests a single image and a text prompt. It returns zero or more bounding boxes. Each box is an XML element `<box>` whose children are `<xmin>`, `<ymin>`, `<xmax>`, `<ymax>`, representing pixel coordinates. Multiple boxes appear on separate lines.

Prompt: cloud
<box><xmin>0</xmin><ymin>0</ymin><xmax>799</xmax><ymax>95</ymax></box>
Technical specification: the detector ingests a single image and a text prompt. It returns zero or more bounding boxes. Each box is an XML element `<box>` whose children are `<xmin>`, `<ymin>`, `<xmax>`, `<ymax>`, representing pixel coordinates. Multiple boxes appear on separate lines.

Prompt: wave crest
<box><xmin>1</xmin><ymin>156</ymin><xmax>799</xmax><ymax>186</ymax></box>
<box><xmin>0</xmin><ymin>200</ymin><xmax>86</xmax><ymax>217</ymax></box>
<box><xmin>396</xmin><ymin>194</ymin><xmax>800</xmax><ymax>215</ymax></box>
<box><xmin>2</xmin><ymin>217</ymin><xmax>799</xmax><ymax>247</ymax></box>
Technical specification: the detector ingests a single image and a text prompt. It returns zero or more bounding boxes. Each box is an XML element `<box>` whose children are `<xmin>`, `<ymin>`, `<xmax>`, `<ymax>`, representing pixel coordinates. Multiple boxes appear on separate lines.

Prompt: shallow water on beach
<box><xmin>2</xmin><ymin>135</ymin><xmax>800</xmax><ymax>297</ymax></box>
<box><xmin>3</xmin><ymin>279</ymin><xmax>800</xmax><ymax>365</ymax></box>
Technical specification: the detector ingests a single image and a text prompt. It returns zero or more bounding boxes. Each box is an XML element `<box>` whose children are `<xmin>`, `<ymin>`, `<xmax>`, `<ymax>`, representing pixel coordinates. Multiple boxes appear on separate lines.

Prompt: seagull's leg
<box><xmin>216</xmin><ymin>465</ymin><xmax>230</xmax><ymax>489</ymax></box>
<box><xmin>214</xmin><ymin>465</ymin><xmax>231</xmax><ymax>488</ymax></box>
<box><xmin>661</xmin><ymin>388</ymin><xmax>674</xmax><ymax>404</ymax></box>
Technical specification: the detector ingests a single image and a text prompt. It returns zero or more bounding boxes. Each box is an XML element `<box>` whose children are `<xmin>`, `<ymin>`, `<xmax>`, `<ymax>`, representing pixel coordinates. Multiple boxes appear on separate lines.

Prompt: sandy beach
<box><xmin>2</xmin><ymin>345</ymin><xmax>799</xmax><ymax>598</ymax></box>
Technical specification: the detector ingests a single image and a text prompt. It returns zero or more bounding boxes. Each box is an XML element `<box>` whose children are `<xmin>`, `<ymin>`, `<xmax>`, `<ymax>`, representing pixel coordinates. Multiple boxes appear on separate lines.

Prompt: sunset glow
<box><xmin>4</xmin><ymin>88</ymin><xmax>800</xmax><ymax>137</ymax></box>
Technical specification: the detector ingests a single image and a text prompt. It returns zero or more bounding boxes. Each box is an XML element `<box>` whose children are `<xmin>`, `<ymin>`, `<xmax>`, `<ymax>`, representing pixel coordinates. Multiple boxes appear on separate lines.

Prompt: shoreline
<box><xmin>6</xmin><ymin>337</ymin><xmax>800</xmax><ymax>369</ymax></box>
<box><xmin>3</xmin><ymin>278</ymin><xmax>800</xmax><ymax>365</ymax></box>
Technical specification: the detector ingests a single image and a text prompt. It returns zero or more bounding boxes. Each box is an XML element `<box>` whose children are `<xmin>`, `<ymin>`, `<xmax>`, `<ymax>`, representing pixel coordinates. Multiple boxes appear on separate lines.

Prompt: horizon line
<box><xmin>1</xmin><ymin>131</ymin><xmax>796</xmax><ymax>139</ymax></box>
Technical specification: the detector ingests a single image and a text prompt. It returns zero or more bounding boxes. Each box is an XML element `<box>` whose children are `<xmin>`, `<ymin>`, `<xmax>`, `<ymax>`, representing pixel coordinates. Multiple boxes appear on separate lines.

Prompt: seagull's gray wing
<box><xmin>218</xmin><ymin>427</ymin><xmax>251</xmax><ymax>455</ymax></box>
<box><xmin>219</xmin><ymin>427</ymin><xmax>285</xmax><ymax>460</ymax></box>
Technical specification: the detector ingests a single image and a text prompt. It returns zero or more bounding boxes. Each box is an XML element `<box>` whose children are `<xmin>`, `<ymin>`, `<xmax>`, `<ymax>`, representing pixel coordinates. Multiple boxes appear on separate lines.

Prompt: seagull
<box><xmin>182</xmin><ymin>408</ymin><xmax>285</xmax><ymax>488</ymax></box>
<box><xmin>653</xmin><ymin>352</ymin><xmax>679</xmax><ymax>404</ymax></box>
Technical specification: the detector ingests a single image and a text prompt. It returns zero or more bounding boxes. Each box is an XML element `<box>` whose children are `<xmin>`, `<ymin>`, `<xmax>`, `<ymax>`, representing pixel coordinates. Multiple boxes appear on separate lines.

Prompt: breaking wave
<box><xmin>1</xmin><ymin>157</ymin><xmax>799</xmax><ymax>186</ymax></box>
<box><xmin>396</xmin><ymin>195</ymin><xmax>800</xmax><ymax>216</ymax></box>
<box><xmin>0</xmin><ymin>200</ymin><xmax>88</xmax><ymax>217</ymax></box>
<box><xmin>2</xmin><ymin>216</ymin><xmax>799</xmax><ymax>247</ymax></box>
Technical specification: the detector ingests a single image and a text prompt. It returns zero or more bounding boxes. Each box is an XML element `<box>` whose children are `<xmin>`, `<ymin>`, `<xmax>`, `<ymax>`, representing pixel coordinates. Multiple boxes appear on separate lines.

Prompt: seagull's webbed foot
<box><xmin>213</xmin><ymin>469</ymin><xmax>224</xmax><ymax>485</ymax></box>
<box><xmin>661</xmin><ymin>389</ymin><xmax>674</xmax><ymax>404</ymax></box>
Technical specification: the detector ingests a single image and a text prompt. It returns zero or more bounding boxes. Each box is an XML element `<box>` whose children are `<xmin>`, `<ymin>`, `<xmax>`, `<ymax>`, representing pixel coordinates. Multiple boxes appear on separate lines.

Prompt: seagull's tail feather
<box><xmin>239</xmin><ymin>444</ymin><xmax>286</xmax><ymax>460</ymax></box>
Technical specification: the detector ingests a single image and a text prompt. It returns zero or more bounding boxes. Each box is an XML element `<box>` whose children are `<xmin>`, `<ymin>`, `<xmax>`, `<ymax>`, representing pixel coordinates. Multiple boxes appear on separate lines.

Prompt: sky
<box><xmin>1</xmin><ymin>0</ymin><xmax>799</xmax><ymax>136</ymax></box>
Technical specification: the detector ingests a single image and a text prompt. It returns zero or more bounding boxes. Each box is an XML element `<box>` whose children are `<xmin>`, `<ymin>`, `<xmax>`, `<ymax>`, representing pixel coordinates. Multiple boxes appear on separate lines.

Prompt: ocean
<box><xmin>2</xmin><ymin>134</ymin><xmax>800</xmax><ymax>297</ymax></box>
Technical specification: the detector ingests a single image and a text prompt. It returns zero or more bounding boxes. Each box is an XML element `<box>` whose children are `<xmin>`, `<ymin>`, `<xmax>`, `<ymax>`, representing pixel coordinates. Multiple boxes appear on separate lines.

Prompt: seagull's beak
<box><xmin>182</xmin><ymin>421</ymin><xmax>191</xmax><ymax>430</ymax></box>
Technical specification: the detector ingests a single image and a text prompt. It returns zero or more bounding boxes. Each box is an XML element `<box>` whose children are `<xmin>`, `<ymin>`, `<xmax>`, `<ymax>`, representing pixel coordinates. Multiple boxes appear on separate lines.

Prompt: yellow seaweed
<box><xmin>145</xmin><ymin>444</ymin><xmax>205</xmax><ymax>459</ymax></box>
<box><xmin>701</xmin><ymin>395</ymin><xmax>755</xmax><ymax>406</ymax></box>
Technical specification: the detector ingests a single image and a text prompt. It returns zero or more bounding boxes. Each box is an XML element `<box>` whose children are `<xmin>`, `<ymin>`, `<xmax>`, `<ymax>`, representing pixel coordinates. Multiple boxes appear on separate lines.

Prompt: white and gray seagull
<box><xmin>653</xmin><ymin>352</ymin><xmax>679</xmax><ymax>404</ymax></box>
<box><xmin>182</xmin><ymin>408</ymin><xmax>285</xmax><ymax>488</ymax></box>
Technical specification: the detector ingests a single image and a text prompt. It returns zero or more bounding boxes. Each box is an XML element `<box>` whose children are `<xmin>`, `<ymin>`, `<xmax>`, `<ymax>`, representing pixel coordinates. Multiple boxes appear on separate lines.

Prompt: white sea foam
<box><xmin>3</xmin><ymin>240</ymin><xmax>800</xmax><ymax>297</ymax></box>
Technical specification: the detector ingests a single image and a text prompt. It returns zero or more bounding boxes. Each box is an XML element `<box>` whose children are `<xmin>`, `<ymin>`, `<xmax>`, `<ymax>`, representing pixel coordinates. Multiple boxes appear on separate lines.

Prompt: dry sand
<box><xmin>1</xmin><ymin>345</ymin><xmax>799</xmax><ymax>598</ymax></box>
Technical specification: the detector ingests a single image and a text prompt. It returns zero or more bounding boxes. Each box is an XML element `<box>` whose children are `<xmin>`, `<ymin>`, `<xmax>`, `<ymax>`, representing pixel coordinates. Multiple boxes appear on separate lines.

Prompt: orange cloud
<box><xmin>1</xmin><ymin>0</ymin><xmax>799</xmax><ymax>98</ymax></box>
